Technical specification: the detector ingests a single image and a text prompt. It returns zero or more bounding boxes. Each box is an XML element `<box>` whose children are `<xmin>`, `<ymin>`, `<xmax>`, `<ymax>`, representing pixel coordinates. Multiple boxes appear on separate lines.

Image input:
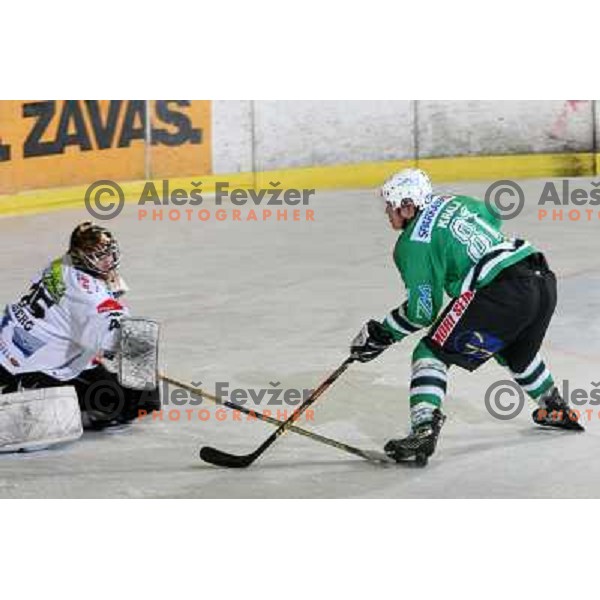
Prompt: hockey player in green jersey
<box><xmin>350</xmin><ymin>168</ymin><xmax>583</xmax><ymax>465</ymax></box>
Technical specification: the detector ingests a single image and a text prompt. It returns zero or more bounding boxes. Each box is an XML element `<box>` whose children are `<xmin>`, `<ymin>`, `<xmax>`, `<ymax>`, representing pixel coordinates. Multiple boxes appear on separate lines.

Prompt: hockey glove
<box><xmin>350</xmin><ymin>320</ymin><xmax>395</xmax><ymax>363</ymax></box>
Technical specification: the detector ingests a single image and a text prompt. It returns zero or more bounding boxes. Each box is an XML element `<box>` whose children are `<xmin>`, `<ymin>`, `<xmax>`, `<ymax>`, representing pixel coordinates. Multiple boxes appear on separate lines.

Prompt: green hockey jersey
<box><xmin>382</xmin><ymin>194</ymin><xmax>536</xmax><ymax>342</ymax></box>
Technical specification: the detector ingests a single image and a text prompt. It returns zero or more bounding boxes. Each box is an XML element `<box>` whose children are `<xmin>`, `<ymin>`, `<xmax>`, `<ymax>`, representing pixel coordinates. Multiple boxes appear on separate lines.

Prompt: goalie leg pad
<box><xmin>119</xmin><ymin>318</ymin><xmax>160</xmax><ymax>390</ymax></box>
<box><xmin>0</xmin><ymin>387</ymin><xmax>83</xmax><ymax>452</ymax></box>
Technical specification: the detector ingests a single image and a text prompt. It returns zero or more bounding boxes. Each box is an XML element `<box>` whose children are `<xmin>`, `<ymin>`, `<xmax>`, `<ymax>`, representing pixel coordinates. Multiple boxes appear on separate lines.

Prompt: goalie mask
<box><xmin>68</xmin><ymin>221</ymin><xmax>121</xmax><ymax>278</ymax></box>
<box><xmin>381</xmin><ymin>168</ymin><xmax>433</xmax><ymax>211</ymax></box>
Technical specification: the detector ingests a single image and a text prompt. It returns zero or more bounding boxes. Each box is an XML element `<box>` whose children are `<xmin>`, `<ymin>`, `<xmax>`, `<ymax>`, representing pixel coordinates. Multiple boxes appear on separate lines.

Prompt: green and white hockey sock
<box><xmin>409</xmin><ymin>342</ymin><xmax>448</xmax><ymax>429</ymax></box>
<box><xmin>509</xmin><ymin>353</ymin><xmax>554</xmax><ymax>402</ymax></box>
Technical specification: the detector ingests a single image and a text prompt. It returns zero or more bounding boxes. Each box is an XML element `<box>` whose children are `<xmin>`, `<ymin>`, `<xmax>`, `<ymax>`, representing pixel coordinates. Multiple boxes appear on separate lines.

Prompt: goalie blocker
<box><xmin>0</xmin><ymin>318</ymin><xmax>161</xmax><ymax>431</ymax></box>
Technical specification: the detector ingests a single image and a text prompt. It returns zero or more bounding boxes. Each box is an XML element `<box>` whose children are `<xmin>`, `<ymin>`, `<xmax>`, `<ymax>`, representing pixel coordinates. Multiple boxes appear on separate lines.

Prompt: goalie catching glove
<box><xmin>350</xmin><ymin>320</ymin><xmax>395</xmax><ymax>363</ymax></box>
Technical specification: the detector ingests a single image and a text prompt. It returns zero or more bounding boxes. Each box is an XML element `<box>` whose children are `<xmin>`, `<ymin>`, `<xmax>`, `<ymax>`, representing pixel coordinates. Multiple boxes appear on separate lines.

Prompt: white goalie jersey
<box><xmin>0</xmin><ymin>256</ymin><xmax>129</xmax><ymax>381</ymax></box>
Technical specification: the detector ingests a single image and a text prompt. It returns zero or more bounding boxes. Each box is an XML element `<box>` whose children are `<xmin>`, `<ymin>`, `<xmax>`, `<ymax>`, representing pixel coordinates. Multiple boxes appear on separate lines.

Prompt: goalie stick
<box><xmin>159</xmin><ymin>373</ymin><xmax>392</xmax><ymax>465</ymax></box>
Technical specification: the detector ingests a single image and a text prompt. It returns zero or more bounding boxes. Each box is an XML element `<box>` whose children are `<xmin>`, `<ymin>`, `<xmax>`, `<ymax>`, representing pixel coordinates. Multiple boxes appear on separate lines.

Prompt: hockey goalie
<box><xmin>0</xmin><ymin>222</ymin><xmax>161</xmax><ymax>451</ymax></box>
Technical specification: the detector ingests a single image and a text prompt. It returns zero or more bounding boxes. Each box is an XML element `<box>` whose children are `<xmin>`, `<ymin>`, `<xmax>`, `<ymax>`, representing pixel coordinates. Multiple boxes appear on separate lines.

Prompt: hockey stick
<box><xmin>160</xmin><ymin>373</ymin><xmax>391</xmax><ymax>464</ymax></box>
<box><xmin>197</xmin><ymin>357</ymin><xmax>359</xmax><ymax>468</ymax></box>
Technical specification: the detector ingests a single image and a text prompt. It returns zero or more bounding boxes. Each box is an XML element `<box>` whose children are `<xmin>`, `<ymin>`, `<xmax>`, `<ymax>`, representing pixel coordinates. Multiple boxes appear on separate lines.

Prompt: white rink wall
<box><xmin>212</xmin><ymin>100</ymin><xmax>600</xmax><ymax>173</ymax></box>
<box><xmin>252</xmin><ymin>101</ymin><xmax>415</xmax><ymax>169</ymax></box>
<box><xmin>417</xmin><ymin>100</ymin><xmax>595</xmax><ymax>156</ymax></box>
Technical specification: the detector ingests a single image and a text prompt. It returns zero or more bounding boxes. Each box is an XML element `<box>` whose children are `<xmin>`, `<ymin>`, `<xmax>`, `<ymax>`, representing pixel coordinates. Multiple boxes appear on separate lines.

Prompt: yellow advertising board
<box><xmin>0</xmin><ymin>100</ymin><xmax>211</xmax><ymax>195</ymax></box>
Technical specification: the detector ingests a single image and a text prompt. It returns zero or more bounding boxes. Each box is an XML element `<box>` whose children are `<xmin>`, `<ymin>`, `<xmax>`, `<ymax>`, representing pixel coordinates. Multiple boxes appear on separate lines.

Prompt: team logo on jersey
<box><xmin>453</xmin><ymin>330</ymin><xmax>503</xmax><ymax>361</ymax></box>
<box><xmin>416</xmin><ymin>284</ymin><xmax>433</xmax><ymax>321</ymax></box>
<box><xmin>96</xmin><ymin>299</ymin><xmax>124</xmax><ymax>314</ymax></box>
<box><xmin>410</xmin><ymin>196</ymin><xmax>452</xmax><ymax>244</ymax></box>
<box><xmin>42</xmin><ymin>259</ymin><xmax>66</xmax><ymax>303</ymax></box>
<box><xmin>430</xmin><ymin>290</ymin><xmax>475</xmax><ymax>346</ymax></box>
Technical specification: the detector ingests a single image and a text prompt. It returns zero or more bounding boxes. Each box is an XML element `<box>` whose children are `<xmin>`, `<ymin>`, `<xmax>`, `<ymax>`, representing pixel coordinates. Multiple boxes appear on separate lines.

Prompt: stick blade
<box><xmin>199</xmin><ymin>445</ymin><xmax>256</xmax><ymax>468</ymax></box>
<box><xmin>360</xmin><ymin>449</ymin><xmax>397</xmax><ymax>465</ymax></box>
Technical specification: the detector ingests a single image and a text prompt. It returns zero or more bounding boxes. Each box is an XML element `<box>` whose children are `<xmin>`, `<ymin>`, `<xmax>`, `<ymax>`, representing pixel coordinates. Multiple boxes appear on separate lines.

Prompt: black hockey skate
<box><xmin>532</xmin><ymin>387</ymin><xmax>584</xmax><ymax>432</ymax></box>
<box><xmin>81</xmin><ymin>410</ymin><xmax>134</xmax><ymax>432</ymax></box>
<box><xmin>384</xmin><ymin>409</ymin><xmax>446</xmax><ymax>467</ymax></box>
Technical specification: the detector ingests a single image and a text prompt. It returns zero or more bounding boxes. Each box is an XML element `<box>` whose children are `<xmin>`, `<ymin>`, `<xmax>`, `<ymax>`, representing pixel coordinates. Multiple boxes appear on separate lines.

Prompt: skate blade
<box><xmin>415</xmin><ymin>453</ymin><xmax>429</xmax><ymax>467</ymax></box>
<box><xmin>84</xmin><ymin>421</ymin><xmax>133</xmax><ymax>434</ymax></box>
<box><xmin>535</xmin><ymin>420</ymin><xmax>585</xmax><ymax>432</ymax></box>
<box><xmin>384</xmin><ymin>449</ymin><xmax>430</xmax><ymax>467</ymax></box>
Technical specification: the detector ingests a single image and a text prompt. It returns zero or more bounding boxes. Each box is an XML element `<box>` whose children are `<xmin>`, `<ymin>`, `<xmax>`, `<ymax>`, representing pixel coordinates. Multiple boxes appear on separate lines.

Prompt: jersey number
<box><xmin>450</xmin><ymin>218</ymin><xmax>493</xmax><ymax>261</ymax></box>
<box><xmin>19</xmin><ymin>281</ymin><xmax>55</xmax><ymax>320</ymax></box>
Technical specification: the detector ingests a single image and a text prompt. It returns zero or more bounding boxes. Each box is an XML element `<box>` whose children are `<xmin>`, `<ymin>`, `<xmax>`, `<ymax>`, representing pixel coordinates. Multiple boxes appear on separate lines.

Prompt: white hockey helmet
<box><xmin>381</xmin><ymin>168</ymin><xmax>433</xmax><ymax>210</ymax></box>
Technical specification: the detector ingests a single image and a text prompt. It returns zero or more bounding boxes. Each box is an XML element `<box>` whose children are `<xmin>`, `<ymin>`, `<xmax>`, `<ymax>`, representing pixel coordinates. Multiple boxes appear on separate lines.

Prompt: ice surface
<box><xmin>0</xmin><ymin>178</ymin><xmax>598</xmax><ymax>498</ymax></box>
